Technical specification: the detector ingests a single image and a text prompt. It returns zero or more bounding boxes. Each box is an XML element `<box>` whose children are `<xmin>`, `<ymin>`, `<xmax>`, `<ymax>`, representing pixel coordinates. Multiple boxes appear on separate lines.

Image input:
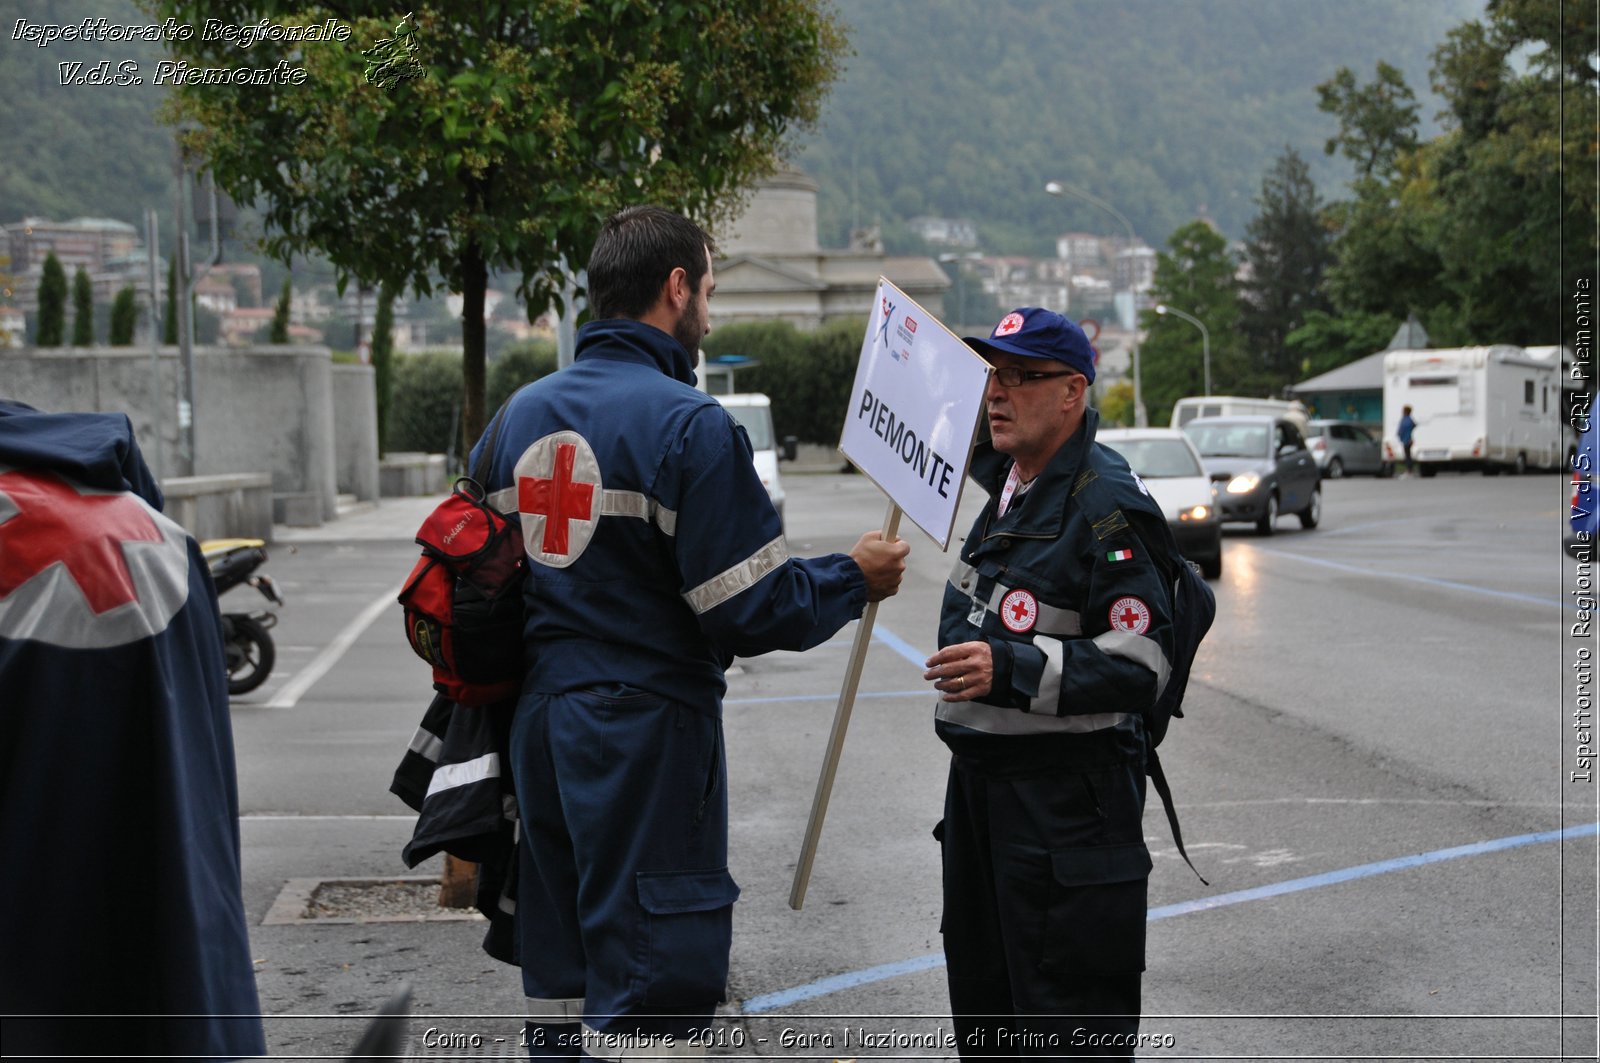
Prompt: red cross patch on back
<box><xmin>514</xmin><ymin>432</ymin><xmax>603</xmax><ymax>568</ymax></box>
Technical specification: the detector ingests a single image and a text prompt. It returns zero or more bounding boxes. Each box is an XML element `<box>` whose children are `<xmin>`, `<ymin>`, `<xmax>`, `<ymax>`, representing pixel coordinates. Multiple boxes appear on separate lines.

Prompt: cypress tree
<box><xmin>371</xmin><ymin>283</ymin><xmax>396</xmax><ymax>455</ymax></box>
<box><xmin>163</xmin><ymin>259</ymin><xmax>178</xmax><ymax>344</ymax></box>
<box><xmin>109</xmin><ymin>286</ymin><xmax>138</xmax><ymax>345</ymax></box>
<box><xmin>270</xmin><ymin>277</ymin><xmax>291</xmax><ymax>343</ymax></box>
<box><xmin>71</xmin><ymin>266</ymin><xmax>94</xmax><ymax>346</ymax></box>
<box><xmin>36</xmin><ymin>252</ymin><xmax>67</xmax><ymax>347</ymax></box>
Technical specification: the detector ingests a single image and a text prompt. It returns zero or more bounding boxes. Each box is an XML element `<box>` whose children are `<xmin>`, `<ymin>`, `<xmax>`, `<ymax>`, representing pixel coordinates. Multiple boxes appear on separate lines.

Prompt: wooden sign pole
<box><xmin>789</xmin><ymin>501</ymin><xmax>903</xmax><ymax>910</ymax></box>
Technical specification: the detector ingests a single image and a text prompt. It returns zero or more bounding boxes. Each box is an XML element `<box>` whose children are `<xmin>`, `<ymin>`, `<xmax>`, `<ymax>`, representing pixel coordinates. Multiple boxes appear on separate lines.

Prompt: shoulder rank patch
<box><xmin>1091</xmin><ymin>508</ymin><xmax>1130</xmax><ymax>540</ymax></box>
<box><xmin>1072</xmin><ymin>467</ymin><xmax>1099</xmax><ymax>496</ymax></box>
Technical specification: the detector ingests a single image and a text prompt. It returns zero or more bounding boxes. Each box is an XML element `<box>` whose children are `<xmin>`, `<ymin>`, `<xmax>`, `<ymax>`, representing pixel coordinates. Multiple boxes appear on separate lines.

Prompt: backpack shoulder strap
<box><xmin>1148</xmin><ymin>747</ymin><xmax>1208</xmax><ymax>885</ymax></box>
<box><xmin>468</xmin><ymin>384</ymin><xmax>529</xmax><ymax>492</ymax></box>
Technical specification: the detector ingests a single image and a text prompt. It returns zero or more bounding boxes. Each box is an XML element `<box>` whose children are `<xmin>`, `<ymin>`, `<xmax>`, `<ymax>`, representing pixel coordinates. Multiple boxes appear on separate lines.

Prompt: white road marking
<box><xmin>263</xmin><ymin>583</ymin><xmax>404</xmax><ymax>709</ymax></box>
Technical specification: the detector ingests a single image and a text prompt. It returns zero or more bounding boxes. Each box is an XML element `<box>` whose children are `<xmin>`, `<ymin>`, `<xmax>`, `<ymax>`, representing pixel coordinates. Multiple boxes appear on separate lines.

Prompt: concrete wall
<box><xmin>162</xmin><ymin>473</ymin><xmax>275</xmax><ymax>542</ymax></box>
<box><xmin>2</xmin><ymin>345</ymin><xmax>370</xmax><ymax>525</ymax></box>
<box><xmin>332</xmin><ymin>363</ymin><xmax>380</xmax><ymax>501</ymax></box>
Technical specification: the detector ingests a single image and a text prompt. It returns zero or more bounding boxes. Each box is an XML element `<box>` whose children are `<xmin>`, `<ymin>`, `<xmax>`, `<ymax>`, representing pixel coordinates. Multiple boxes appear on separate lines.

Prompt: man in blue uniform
<box><xmin>0</xmin><ymin>402</ymin><xmax>264</xmax><ymax>1059</ymax></box>
<box><xmin>475</xmin><ymin>206</ymin><xmax>909</xmax><ymax>1060</ymax></box>
<box><xmin>922</xmin><ymin>309</ymin><xmax>1177</xmax><ymax>1060</ymax></box>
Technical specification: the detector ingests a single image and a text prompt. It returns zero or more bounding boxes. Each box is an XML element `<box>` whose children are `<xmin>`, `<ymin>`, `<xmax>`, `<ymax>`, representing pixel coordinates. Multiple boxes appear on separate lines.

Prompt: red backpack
<box><xmin>398</xmin><ymin>402</ymin><xmax>526</xmax><ymax>705</ymax></box>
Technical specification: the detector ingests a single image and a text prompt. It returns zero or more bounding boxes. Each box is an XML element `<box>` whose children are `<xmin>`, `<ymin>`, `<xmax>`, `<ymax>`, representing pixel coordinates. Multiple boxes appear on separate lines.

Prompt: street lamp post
<box><xmin>1155</xmin><ymin>303</ymin><xmax>1210</xmax><ymax>397</ymax></box>
<box><xmin>1044</xmin><ymin>180</ymin><xmax>1146</xmax><ymax>426</ymax></box>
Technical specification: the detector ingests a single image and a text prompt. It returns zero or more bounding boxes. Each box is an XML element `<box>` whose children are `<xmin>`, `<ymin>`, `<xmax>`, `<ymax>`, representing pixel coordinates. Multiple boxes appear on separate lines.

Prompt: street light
<box><xmin>1155</xmin><ymin>303</ymin><xmax>1210</xmax><ymax>397</ymax></box>
<box><xmin>1045</xmin><ymin>180</ymin><xmax>1146</xmax><ymax>426</ymax></box>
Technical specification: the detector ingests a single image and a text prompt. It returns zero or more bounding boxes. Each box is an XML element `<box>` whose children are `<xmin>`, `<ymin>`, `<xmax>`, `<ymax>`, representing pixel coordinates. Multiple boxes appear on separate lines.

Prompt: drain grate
<box><xmin>262</xmin><ymin>876</ymin><xmax>489</xmax><ymax>925</ymax></box>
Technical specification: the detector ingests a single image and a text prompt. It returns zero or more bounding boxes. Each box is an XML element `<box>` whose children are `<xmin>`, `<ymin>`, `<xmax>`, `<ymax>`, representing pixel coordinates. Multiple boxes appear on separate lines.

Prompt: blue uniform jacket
<box><xmin>477</xmin><ymin>318</ymin><xmax>867</xmax><ymax>710</ymax></box>
<box><xmin>935</xmin><ymin>407</ymin><xmax>1177</xmax><ymax>765</ymax></box>
<box><xmin>0</xmin><ymin>404</ymin><xmax>264</xmax><ymax>1058</ymax></box>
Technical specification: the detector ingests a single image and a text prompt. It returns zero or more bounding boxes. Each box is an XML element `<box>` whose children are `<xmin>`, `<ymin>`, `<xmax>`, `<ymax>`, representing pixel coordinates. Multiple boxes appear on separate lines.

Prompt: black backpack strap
<box><xmin>1148</xmin><ymin>747</ymin><xmax>1207</xmax><ymax>885</ymax></box>
<box><xmin>467</xmin><ymin>385</ymin><xmax>529</xmax><ymax>496</ymax></box>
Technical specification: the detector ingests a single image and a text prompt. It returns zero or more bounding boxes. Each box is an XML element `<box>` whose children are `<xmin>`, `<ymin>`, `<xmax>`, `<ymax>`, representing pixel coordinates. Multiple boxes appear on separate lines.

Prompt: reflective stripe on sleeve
<box><xmin>423</xmin><ymin>752</ymin><xmax>499</xmax><ymax>800</ymax></box>
<box><xmin>683</xmin><ymin>535</ymin><xmax>789</xmax><ymax>615</ymax></box>
<box><xmin>408</xmin><ymin>726</ymin><xmax>444</xmax><ymax>764</ymax></box>
<box><xmin>1092</xmin><ymin>629</ymin><xmax>1172</xmax><ymax>699</ymax></box>
<box><xmin>936</xmin><ymin>697</ymin><xmax>1130</xmax><ymax>735</ymax></box>
<box><xmin>526</xmin><ymin>997</ymin><xmax>584</xmax><ymax>1021</ymax></box>
<box><xmin>580</xmin><ymin>1024</ymin><xmax>705</xmax><ymax>1060</ymax></box>
<box><xmin>600</xmin><ymin>489</ymin><xmax>677</xmax><ymax>535</ymax></box>
<box><xmin>947</xmin><ymin>564</ymin><xmax>1082</xmax><ymax>636</ymax></box>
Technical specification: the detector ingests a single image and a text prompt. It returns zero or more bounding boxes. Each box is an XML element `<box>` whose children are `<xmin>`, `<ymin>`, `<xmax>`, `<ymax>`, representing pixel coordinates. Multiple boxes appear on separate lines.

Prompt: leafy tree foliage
<box><xmin>71</xmin><ymin>266</ymin><xmax>95</xmax><ymax>346</ymax></box>
<box><xmin>1138</xmin><ymin>222</ymin><xmax>1245</xmax><ymax>425</ymax></box>
<box><xmin>488</xmin><ymin>340</ymin><xmax>559</xmax><ymax>412</ymax></box>
<box><xmin>1238</xmin><ymin>147</ymin><xmax>1332</xmax><ymax>394</ymax></box>
<box><xmin>154</xmin><ymin>0</ymin><xmax>846</xmax><ymax>449</ymax></box>
<box><xmin>1096</xmin><ymin>380</ymin><xmax>1135</xmax><ymax>428</ymax></box>
<box><xmin>35</xmin><ymin>252</ymin><xmax>66</xmax><ymax>347</ymax></box>
<box><xmin>387</xmin><ymin>351</ymin><xmax>464</xmax><ymax>454</ymax></box>
<box><xmin>1316</xmin><ymin>61</ymin><xmax>1421</xmax><ymax>180</ymax></box>
<box><xmin>1318</xmin><ymin>0</ymin><xmax>1596</xmax><ymax>347</ymax></box>
<box><xmin>1284</xmin><ymin>309</ymin><xmax>1399</xmax><ymax>379</ymax></box>
<box><xmin>270</xmin><ymin>278</ymin><xmax>291</xmax><ymax>344</ymax></box>
<box><xmin>109</xmin><ymin>286</ymin><xmax>138</xmax><ymax>346</ymax></box>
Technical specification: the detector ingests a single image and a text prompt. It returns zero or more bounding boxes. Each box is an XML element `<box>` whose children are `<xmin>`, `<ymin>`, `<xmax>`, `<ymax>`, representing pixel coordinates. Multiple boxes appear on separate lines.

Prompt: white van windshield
<box><xmin>723</xmin><ymin>405</ymin><xmax>774</xmax><ymax>449</ymax></box>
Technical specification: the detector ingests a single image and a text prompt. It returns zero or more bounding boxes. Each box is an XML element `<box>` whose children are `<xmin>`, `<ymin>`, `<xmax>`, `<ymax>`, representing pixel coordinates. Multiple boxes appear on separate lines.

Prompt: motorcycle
<box><xmin>200</xmin><ymin>538</ymin><xmax>285</xmax><ymax>695</ymax></box>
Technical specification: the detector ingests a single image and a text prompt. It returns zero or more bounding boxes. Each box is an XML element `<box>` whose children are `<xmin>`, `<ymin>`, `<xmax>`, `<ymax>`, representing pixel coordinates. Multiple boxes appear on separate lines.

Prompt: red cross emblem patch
<box><xmin>1000</xmin><ymin>588</ymin><xmax>1038</xmax><ymax>633</ymax></box>
<box><xmin>994</xmin><ymin>312</ymin><xmax>1025</xmax><ymax>337</ymax></box>
<box><xmin>515</xmin><ymin>432</ymin><xmax>601</xmax><ymax>568</ymax></box>
<box><xmin>0</xmin><ymin>468</ymin><xmax>191</xmax><ymax>648</ymax></box>
<box><xmin>1108</xmin><ymin>596</ymin><xmax>1152</xmax><ymax>635</ymax></box>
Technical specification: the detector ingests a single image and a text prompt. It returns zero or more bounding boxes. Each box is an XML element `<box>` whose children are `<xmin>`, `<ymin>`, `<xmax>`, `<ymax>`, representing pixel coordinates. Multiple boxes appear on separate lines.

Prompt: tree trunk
<box><xmin>438</xmin><ymin>854</ymin><xmax>477</xmax><ymax>910</ymax></box>
<box><xmin>460</xmin><ymin>242</ymin><xmax>489</xmax><ymax>452</ymax></box>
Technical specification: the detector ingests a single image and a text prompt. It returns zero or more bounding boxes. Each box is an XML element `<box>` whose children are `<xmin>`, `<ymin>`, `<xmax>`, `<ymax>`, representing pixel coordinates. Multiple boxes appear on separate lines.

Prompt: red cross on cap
<box><xmin>0</xmin><ymin>469</ymin><xmax>163</xmax><ymax>614</ymax></box>
<box><xmin>518</xmin><ymin>442</ymin><xmax>595</xmax><ymax>556</ymax></box>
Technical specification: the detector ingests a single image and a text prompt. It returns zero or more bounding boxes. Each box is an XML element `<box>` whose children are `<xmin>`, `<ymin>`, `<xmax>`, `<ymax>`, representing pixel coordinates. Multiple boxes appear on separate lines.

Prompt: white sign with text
<box><xmin>839</xmin><ymin>278</ymin><xmax>991</xmax><ymax>549</ymax></box>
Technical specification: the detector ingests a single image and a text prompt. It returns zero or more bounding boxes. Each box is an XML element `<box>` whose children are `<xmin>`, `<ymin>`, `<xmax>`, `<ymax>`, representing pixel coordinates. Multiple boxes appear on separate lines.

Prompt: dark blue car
<box><xmin>1569</xmin><ymin>412</ymin><xmax>1598</xmax><ymax>557</ymax></box>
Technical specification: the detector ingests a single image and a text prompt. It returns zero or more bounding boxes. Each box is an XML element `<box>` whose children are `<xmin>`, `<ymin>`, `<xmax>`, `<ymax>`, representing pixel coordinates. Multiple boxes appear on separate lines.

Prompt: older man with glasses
<box><xmin>922</xmin><ymin>307</ymin><xmax>1182</xmax><ymax>1059</ymax></box>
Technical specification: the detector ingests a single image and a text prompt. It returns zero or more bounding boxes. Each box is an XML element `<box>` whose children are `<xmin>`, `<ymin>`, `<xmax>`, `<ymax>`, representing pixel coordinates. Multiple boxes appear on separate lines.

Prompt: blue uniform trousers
<box><xmin>940</xmin><ymin>751</ymin><xmax>1150</xmax><ymax>1060</ymax></box>
<box><xmin>512</xmin><ymin>685</ymin><xmax>737</xmax><ymax>1060</ymax></box>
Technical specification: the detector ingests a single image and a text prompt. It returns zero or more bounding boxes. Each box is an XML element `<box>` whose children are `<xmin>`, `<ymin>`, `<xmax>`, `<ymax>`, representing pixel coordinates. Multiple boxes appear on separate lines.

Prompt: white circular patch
<box><xmin>513</xmin><ymin>431</ymin><xmax>602</xmax><ymax>569</ymax></box>
<box><xmin>1108</xmin><ymin>596</ymin><xmax>1152</xmax><ymax>635</ymax></box>
<box><xmin>1000</xmin><ymin>588</ymin><xmax>1038</xmax><ymax>633</ymax></box>
<box><xmin>1132</xmin><ymin>472</ymin><xmax>1151</xmax><ymax>496</ymax></box>
<box><xmin>994</xmin><ymin>311</ymin><xmax>1025</xmax><ymax>337</ymax></box>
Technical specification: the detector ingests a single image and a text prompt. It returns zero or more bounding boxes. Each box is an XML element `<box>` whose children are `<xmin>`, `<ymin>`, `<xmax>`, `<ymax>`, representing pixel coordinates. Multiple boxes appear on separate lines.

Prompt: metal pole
<box><xmin>1045</xmin><ymin>181</ymin><xmax>1146</xmax><ymax>426</ymax></box>
<box><xmin>1156</xmin><ymin>304</ymin><xmax>1211</xmax><ymax>398</ymax></box>
<box><xmin>144</xmin><ymin>209</ymin><xmax>163</xmax><ymax>481</ymax></box>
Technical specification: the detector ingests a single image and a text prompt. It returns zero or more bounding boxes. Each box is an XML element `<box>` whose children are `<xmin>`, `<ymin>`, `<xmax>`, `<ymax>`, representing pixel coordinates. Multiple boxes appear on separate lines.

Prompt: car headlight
<box><xmin>1225</xmin><ymin>472</ymin><xmax>1261</xmax><ymax>494</ymax></box>
<box><xmin>1178</xmin><ymin>504</ymin><xmax>1212</xmax><ymax>521</ymax></box>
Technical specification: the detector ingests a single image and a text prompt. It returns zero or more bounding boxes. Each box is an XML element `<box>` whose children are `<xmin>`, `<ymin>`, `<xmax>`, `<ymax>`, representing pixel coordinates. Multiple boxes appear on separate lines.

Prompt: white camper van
<box><xmin>1382</xmin><ymin>345</ymin><xmax>1562</xmax><ymax>475</ymax></box>
<box><xmin>1170</xmin><ymin>395</ymin><xmax>1308</xmax><ymax>430</ymax></box>
<box><xmin>716</xmin><ymin>393</ymin><xmax>787</xmax><ymax>525</ymax></box>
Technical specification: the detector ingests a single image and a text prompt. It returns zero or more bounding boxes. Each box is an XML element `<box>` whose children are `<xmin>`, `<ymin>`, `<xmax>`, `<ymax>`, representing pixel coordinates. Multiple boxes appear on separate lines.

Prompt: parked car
<box><xmin>1182</xmin><ymin>415</ymin><xmax>1321</xmax><ymax>535</ymax></box>
<box><xmin>1100</xmin><ymin>427</ymin><xmax>1223</xmax><ymax>579</ymax></box>
<box><xmin>1305</xmin><ymin>419</ymin><xmax>1392</xmax><ymax>478</ymax></box>
<box><xmin>1569</xmin><ymin>412</ymin><xmax>1598</xmax><ymax>558</ymax></box>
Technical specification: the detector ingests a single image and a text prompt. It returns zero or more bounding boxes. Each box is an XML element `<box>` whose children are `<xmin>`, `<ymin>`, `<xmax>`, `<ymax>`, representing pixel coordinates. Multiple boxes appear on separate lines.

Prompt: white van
<box><xmin>1170</xmin><ymin>395</ymin><xmax>1309</xmax><ymax>430</ymax></box>
<box><xmin>716</xmin><ymin>393</ymin><xmax>787</xmax><ymax>526</ymax></box>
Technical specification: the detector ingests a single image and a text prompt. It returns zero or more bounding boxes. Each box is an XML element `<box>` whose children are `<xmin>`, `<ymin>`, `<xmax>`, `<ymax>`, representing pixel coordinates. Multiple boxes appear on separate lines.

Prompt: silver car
<box><xmin>1305</xmin><ymin>419</ymin><xmax>1391</xmax><ymax>478</ymax></box>
<box><xmin>1183</xmin><ymin>415</ymin><xmax>1322</xmax><ymax>535</ymax></box>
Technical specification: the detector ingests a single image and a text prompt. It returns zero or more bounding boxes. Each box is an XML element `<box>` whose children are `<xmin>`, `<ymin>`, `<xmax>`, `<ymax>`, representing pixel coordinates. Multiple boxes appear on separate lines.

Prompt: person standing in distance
<box><xmin>1397</xmin><ymin>404</ymin><xmax>1418</xmax><ymax>477</ymax></box>
<box><xmin>474</xmin><ymin>205</ymin><xmax>909</xmax><ymax>1060</ymax></box>
<box><xmin>922</xmin><ymin>308</ymin><xmax>1178</xmax><ymax>1059</ymax></box>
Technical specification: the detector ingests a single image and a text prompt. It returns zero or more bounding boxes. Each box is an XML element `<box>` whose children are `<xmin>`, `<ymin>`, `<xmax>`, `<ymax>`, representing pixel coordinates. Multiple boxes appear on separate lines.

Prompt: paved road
<box><xmin>230</xmin><ymin>468</ymin><xmax>1596</xmax><ymax>1060</ymax></box>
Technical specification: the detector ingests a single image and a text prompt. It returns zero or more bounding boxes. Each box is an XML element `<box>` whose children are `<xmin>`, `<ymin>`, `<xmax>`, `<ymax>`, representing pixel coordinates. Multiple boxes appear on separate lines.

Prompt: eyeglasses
<box><xmin>990</xmin><ymin>366</ymin><xmax>1079</xmax><ymax>388</ymax></box>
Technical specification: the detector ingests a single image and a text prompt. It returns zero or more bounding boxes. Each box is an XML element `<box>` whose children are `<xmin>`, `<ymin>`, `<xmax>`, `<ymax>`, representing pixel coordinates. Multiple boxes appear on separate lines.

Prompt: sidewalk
<box><xmin>273</xmin><ymin>494</ymin><xmax>440</xmax><ymax>543</ymax></box>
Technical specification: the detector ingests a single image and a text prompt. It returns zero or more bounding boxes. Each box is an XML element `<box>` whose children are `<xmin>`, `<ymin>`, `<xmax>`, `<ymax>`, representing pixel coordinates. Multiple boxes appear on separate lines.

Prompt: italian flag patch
<box><xmin>1106</xmin><ymin>548</ymin><xmax>1134</xmax><ymax>562</ymax></box>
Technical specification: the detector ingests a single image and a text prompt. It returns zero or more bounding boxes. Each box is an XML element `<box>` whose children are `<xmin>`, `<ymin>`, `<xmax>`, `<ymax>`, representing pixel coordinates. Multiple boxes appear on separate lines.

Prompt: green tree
<box><xmin>1238</xmin><ymin>147</ymin><xmax>1332</xmax><ymax>393</ymax></box>
<box><xmin>1138</xmin><ymin>221</ymin><xmax>1245</xmax><ymax>424</ymax></box>
<box><xmin>1095</xmin><ymin>380</ymin><xmax>1135</xmax><ymax>427</ymax></box>
<box><xmin>1316</xmin><ymin>60</ymin><xmax>1420</xmax><ymax>181</ymax></box>
<box><xmin>163</xmin><ymin>259</ymin><xmax>178</xmax><ymax>345</ymax></box>
<box><xmin>155</xmin><ymin>1</ymin><xmax>847</xmax><ymax>450</ymax></box>
<box><xmin>270</xmin><ymin>277</ymin><xmax>291</xmax><ymax>344</ymax></box>
<box><xmin>109</xmin><ymin>286</ymin><xmax>138</xmax><ymax>346</ymax></box>
<box><xmin>388</xmin><ymin>351</ymin><xmax>465</xmax><ymax>453</ymax></box>
<box><xmin>370</xmin><ymin>283</ymin><xmax>397</xmax><ymax>454</ymax></box>
<box><xmin>488</xmin><ymin>339</ymin><xmax>559</xmax><ymax>412</ymax></box>
<box><xmin>35</xmin><ymin>251</ymin><xmax>66</xmax><ymax>347</ymax></box>
<box><xmin>70</xmin><ymin>266</ymin><xmax>94</xmax><ymax>346</ymax></box>
<box><xmin>1283</xmin><ymin>309</ymin><xmax>1399</xmax><ymax>379</ymax></box>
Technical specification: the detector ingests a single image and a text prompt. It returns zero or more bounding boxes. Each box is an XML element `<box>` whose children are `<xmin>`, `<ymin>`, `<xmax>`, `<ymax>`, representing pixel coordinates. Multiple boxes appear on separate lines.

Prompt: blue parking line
<box><xmin>873</xmin><ymin>623</ymin><xmax>930</xmax><ymax>670</ymax></box>
<box><xmin>726</xmin><ymin>690</ymin><xmax>927</xmax><ymax>706</ymax></box>
<box><xmin>1253</xmin><ymin>547</ymin><xmax>1566</xmax><ymax>609</ymax></box>
<box><xmin>741</xmin><ymin>821</ymin><xmax>1600</xmax><ymax>1014</ymax></box>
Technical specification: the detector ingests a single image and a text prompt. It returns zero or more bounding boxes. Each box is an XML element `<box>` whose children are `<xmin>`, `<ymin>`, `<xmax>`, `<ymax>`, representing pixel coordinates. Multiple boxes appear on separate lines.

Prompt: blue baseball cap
<box><xmin>964</xmin><ymin>307</ymin><xmax>1096</xmax><ymax>384</ymax></box>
